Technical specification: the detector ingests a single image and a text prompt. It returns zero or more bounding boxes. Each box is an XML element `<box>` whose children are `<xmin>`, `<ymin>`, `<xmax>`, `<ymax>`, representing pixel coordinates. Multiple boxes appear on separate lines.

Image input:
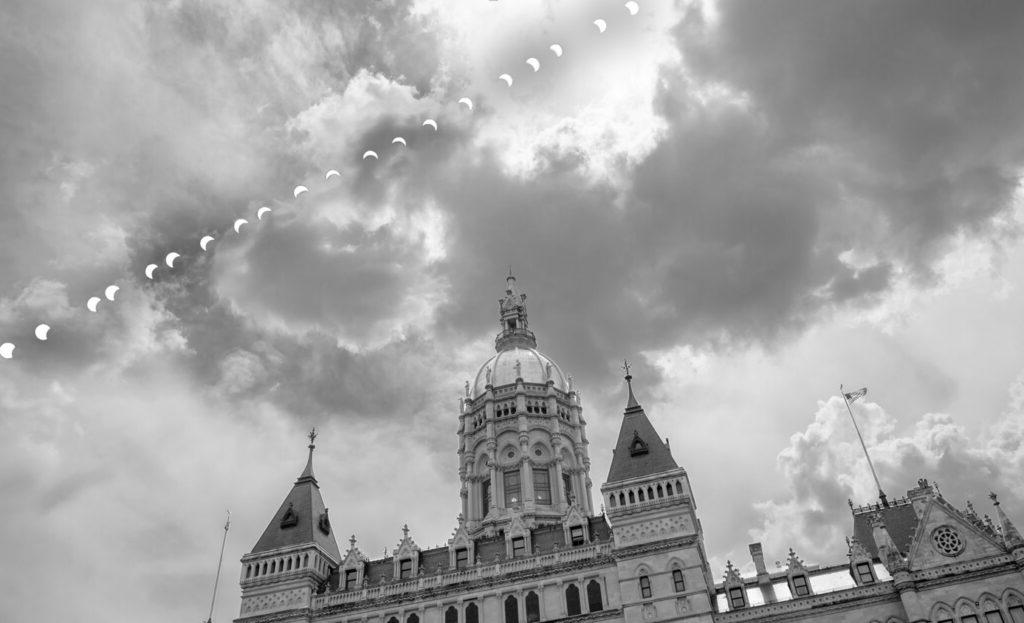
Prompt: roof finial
<box><xmin>349</xmin><ymin>534</ymin><xmax>357</xmax><ymax>549</ymax></box>
<box><xmin>623</xmin><ymin>359</ymin><xmax>639</xmax><ymax>409</ymax></box>
<box><xmin>402</xmin><ymin>523</ymin><xmax>410</xmax><ymax>539</ymax></box>
<box><xmin>297</xmin><ymin>427</ymin><xmax>318</xmax><ymax>483</ymax></box>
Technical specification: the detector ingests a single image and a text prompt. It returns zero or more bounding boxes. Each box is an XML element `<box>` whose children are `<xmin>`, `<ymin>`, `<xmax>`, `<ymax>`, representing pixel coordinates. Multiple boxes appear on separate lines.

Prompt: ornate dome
<box><xmin>471</xmin><ymin>347</ymin><xmax>569</xmax><ymax>398</ymax></box>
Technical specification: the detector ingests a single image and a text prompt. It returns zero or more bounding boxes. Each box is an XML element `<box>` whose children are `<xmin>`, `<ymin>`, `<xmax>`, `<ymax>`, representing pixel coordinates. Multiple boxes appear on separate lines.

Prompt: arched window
<box><xmin>1007</xmin><ymin>594</ymin><xmax>1024</xmax><ymax>623</ymax></box>
<box><xmin>445</xmin><ymin>607</ymin><xmax>458</xmax><ymax>623</ymax></box>
<box><xmin>303</xmin><ymin>553</ymin><xmax>309</xmax><ymax>567</ymax></box>
<box><xmin>587</xmin><ymin>579</ymin><xmax>603</xmax><ymax>611</ymax></box>
<box><xmin>262</xmin><ymin>562</ymin><xmax>268</xmax><ymax>575</ymax></box>
<box><xmin>566</xmin><ymin>583</ymin><xmax>581</xmax><ymax>616</ymax></box>
<box><xmin>286</xmin><ymin>558</ymin><xmax>292</xmax><ymax>571</ymax></box>
<box><xmin>609</xmin><ymin>494</ymin><xmax>617</xmax><ymax>507</ymax></box>
<box><xmin>672</xmin><ymin>569</ymin><xmax>685</xmax><ymax>592</ymax></box>
<box><xmin>245</xmin><ymin>565</ymin><xmax>252</xmax><ymax>578</ymax></box>
<box><xmin>481</xmin><ymin>478</ymin><xmax>491</xmax><ymax>515</ymax></box>
<box><xmin>505</xmin><ymin>595</ymin><xmax>519</xmax><ymax>623</ymax></box>
<box><xmin>933</xmin><ymin>606</ymin><xmax>954</xmax><ymax>623</ymax></box>
<box><xmin>466</xmin><ymin>602</ymin><xmax>480</xmax><ymax>623</ymax></box>
<box><xmin>504</xmin><ymin>470</ymin><xmax>522</xmax><ymax>506</ymax></box>
<box><xmin>983</xmin><ymin>602</ymin><xmax>1006</xmax><ymax>623</ymax></box>
<box><xmin>407</xmin><ymin>615</ymin><xmax>420</xmax><ymax>623</ymax></box>
<box><xmin>960</xmin><ymin>603</ymin><xmax>980</xmax><ymax>623</ymax></box>
<box><xmin>628</xmin><ymin>490</ymin><xmax>636</xmax><ymax>504</ymax></box>
<box><xmin>657</xmin><ymin>484</ymin><xmax>664</xmax><ymax>498</ymax></box>
<box><xmin>647</xmin><ymin>486</ymin><xmax>654</xmax><ymax>500</ymax></box>
<box><xmin>639</xmin><ymin>575</ymin><xmax>652</xmax><ymax>599</ymax></box>
<box><xmin>388</xmin><ymin>618</ymin><xmax>399</xmax><ymax>623</ymax></box>
<box><xmin>638</xmin><ymin>489</ymin><xmax>645</xmax><ymax>502</ymax></box>
<box><xmin>666</xmin><ymin>482</ymin><xmax>674</xmax><ymax>495</ymax></box>
<box><xmin>526</xmin><ymin>591</ymin><xmax>540</xmax><ymax>622</ymax></box>
<box><xmin>619</xmin><ymin>492</ymin><xmax>626</xmax><ymax>506</ymax></box>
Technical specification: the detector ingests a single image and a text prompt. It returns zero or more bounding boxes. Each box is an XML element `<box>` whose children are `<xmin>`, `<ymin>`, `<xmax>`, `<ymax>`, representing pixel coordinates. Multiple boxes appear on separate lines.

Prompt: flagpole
<box><xmin>840</xmin><ymin>385</ymin><xmax>888</xmax><ymax>507</ymax></box>
<box><xmin>206</xmin><ymin>510</ymin><xmax>231</xmax><ymax>623</ymax></box>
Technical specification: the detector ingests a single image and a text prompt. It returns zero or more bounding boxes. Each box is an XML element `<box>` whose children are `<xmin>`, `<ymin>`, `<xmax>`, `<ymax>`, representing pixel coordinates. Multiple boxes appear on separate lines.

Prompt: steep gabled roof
<box><xmin>250</xmin><ymin>441</ymin><xmax>341</xmax><ymax>562</ymax></box>
<box><xmin>606</xmin><ymin>374</ymin><xmax>678</xmax><ymax>483</ymax></box>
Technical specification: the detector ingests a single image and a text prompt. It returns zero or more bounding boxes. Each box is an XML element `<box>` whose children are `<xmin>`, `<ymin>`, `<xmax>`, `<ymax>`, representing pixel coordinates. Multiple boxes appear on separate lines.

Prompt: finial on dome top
<box><xmin>623</xmin><ymin>359</ymin><xmax>640</xmax><ymax>409</ymax></box>
<box><xmin>308</xmin><ymin>427</ymin><xmax>317</xmax><ymax>448</ymax></box>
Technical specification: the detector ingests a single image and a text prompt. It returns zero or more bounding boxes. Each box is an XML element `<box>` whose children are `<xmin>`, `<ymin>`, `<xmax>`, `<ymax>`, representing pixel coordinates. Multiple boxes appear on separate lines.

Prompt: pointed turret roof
<box><xmin>991</xmin><ymin>492</ymin><xmax>1024</xmax><ymax>551</ymax></box>
<box><xmin>606</xmin><ymin>365</ymin><xmax>678</xmax><ymax>483</ymax></box>
<box><xmin>250</xmin><ymin>429</ymin><xmax>342</xmax><ymax>561</ymax></box>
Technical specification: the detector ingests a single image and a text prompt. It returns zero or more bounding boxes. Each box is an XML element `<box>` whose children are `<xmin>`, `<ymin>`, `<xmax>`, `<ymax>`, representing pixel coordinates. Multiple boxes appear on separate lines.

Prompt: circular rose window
<box><xmin>932</xmin><ymin>526</ymin><xmax>965</xmax><ymax>557</ymax></box>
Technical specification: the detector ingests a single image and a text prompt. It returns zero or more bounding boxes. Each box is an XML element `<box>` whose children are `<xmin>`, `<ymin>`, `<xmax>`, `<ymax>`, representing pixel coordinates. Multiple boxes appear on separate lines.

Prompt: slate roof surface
<box><xmin>852</xmin><ymin>501</ymin><xmax>919</xmax><ymax>558</ymax></box>
<box><xmin>606</xmin><ymin>384</ymin><xmax>678</xmax><ymax>483</ymax></box>
<box><xmin>352</xmin><ymin>516</ymin><xmax>614</xmax><ymax>586</ymax></box>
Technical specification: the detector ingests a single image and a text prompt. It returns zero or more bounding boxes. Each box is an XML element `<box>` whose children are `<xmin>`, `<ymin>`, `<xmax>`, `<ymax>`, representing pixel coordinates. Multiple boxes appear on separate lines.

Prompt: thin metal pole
<box><xmin>840</xmin><ymin>385</ymin><xmax>888</xmax><ymax>506</ymax></box>
<box><xmin>206</xmin><ymin>510</ymin><xmax>231</xmax><ymax>623</ymax></box>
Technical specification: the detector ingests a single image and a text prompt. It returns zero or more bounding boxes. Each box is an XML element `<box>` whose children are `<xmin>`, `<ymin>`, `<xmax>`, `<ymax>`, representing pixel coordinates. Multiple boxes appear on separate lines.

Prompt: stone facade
<box><xmin>235</xmin><ymin>276</ymin><xmax>1024</xmax><ymax>623</ymax></box>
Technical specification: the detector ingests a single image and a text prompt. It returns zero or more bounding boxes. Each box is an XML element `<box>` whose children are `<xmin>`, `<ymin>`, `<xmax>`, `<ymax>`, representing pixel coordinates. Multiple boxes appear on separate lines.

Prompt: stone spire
<box><xmin>990</xmin><ymin>492</ymin><xmax>1024</xmax><ymax>551</ymax></box>
<box><xmin>606</xmin><ymin>365</ymin><xmax>678</xmax><ymax>483</ymax></box>
<box><xmin>871</xmin><ymin>512</ymin><xmax>907</xmax><ymax>572</ymax></box>
<box><xmin>495</xmin><ymin>270</ymin><xmax>537</xmax><ymax>351</ymax></box>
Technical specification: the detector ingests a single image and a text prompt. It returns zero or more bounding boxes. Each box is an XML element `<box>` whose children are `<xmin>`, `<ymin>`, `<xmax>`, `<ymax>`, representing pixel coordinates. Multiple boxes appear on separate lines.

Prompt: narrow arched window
<box><xmin>587</xmin><ymin>580</ymin><xmax>603</xmax><ymax>611</ymax></box>
<box><xmin>1007</xmin><ymin>595</ymin><xmax>1024</xmax><ymax>623</ymax></box>
<box><xmin>526</xmin><ymin>591</ymin><xmax>540</xmax><ymax>622</ymax></box>
<box><xmin>647</xmin><ymin>486</ymin><xmax>654</xmax><ymax>499</ymax></box>
<box><xmin>639</xmin><ymin>575</ymin><xmax>652</xmax><ymax>599</ymax></box>
<box><xmin>628</xmin><ymin>490</ymin><xmax>636</xmax><ymax>504</ymax></box>
<box><xmin>657</xmin><ymin>484</ymin><xmax>664</xmax><ymax>498</ymax></box>
<box><xmin>388</xmin><ymin>618</ymin><xmax>398</xmax><ymax>623</ymax></box>
<box><xmin>934</xmin><ymin>607</ymin><xmax>954</xmax><ymax>623</ymax></box>
<box><xmin>504</xmin><ymin>595</ymin><xmax>519</xmax><ymax>623</ymax></box>
<box><xmin>465</xmin><ymin>602</ymin><xmax>480</xmax><ymax>623</ymax></box>
<box><xmin>407</xmin><ymin>615</ymin><xmax>419</xmax><ymax>623</ymax></box>
<box><xmin>666</xmin><ymin>482</ymin><xmax>674</xmax><ymax>495</ymax></box>
<box><xmin>983</xmin><ymin>603</ymin><xmax>1005</xmax><ymax>623</ymax></box>
<box><xmin>245</xmin><ymin>565</ymin><xmax>252</xmax><ymax>578</ymax></box>
<box><xmin>619</xmin><ymin>492</ymin><xmax>626</xmax><ymax>506</ymax></box>
<box><xmin>609</xmin><ymin>494</ymin><xmax>617</xmax><ymax>507</ymax></box>
<box><xmin>445</xmin><ymin>606</ymin><xmax>458</xmax><ymax>623</ymax></box>
<box><xmin>565</xmin><ymin>583</ymin><xmax>581</xmax><ymax>616</ymax></box>
<box><xmin>638</xmin><ymin>489</ymin><xmax>645</xmax><ymax>502</ymax></box>
<box><xmin>673</xmin><ymin>569</ymin><xmax>685</xmax><ymax>592</ymax></box>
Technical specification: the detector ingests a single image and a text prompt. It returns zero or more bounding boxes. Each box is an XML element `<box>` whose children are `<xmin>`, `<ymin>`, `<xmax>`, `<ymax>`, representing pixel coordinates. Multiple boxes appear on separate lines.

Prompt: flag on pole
<box><xmin>843</xmin><ymin>387</ymin><xmax>867</xmax><ymax>403</ymax></box>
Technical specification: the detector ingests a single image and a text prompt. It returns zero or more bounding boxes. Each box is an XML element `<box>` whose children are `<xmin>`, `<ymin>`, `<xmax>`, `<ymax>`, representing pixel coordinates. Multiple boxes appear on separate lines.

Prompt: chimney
<box><xmin>749</xmin><ymin>542</ymin><xmax>777</xmax><ymax>604</ymax></box>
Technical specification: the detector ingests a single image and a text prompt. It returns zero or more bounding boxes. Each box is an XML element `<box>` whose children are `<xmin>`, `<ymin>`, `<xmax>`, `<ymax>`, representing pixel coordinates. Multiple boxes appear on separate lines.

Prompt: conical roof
<box><xmin>250</xmin><ymin>436</ymin><xmax>341</xmax><ymax>561</ymax></box>
<box><xmin>606</xmin><ymin>373</ymin><xmax>678</xmax><ymax>483</ymax></box>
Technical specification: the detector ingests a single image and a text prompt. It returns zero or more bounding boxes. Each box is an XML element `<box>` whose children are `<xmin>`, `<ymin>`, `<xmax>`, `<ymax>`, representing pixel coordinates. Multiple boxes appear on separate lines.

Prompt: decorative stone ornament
<box><xmin>932</xmin><ymin>525</ymin><xmax>965</xmax><ymax>557</ymax></box>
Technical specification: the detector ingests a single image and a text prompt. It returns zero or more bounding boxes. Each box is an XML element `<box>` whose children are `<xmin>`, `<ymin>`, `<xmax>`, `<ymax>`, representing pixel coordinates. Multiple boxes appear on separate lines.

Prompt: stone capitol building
<box><xmin>234</xmin><ymin>275</ymin><xmax>1024</xmax><ymax>623</ymax></box>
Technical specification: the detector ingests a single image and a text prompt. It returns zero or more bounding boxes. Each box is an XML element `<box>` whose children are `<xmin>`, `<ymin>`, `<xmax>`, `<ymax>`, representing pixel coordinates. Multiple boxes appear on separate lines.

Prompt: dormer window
<box><xmin>570</xmin><ymin>525</ymin><xmax>585</xmax><ymax>546</ymax></box>
<box><xmin>629</xmin><ymin>431</ymin><xmax>649</xmax><ymax>456</ymax></box>
<box><xmin>399</xmin><ymin>558</ymin><xmax>413</xmax><ymax>579</ymax></box>
<box><xmin>791</xmin><ymin>573</ymin><xmax>809</xmax><ymax>596</ymax></box>
<box><xmin>344</xmin><ymin>569</ymin><xmax>357</xmax><ymax>590</ymax></box>
<box><xmin>280</xmin><ymin>503</ymin><xmax>298</xmax><ymax>528</ymax></box>
<box><xmin>512</xmin><ymin>537</ymin><xmax>526</xmax><ymax>558</ymax></box>
<box><xmin>728</xmin><ymin>587</ymin><xmax>746</xmax><ymax>609</ymax></box>
<box><xmin>854</xmin><ymin>562</ymin><xmax>874</xmax><ymax>585</ymax></box>
<box><xmin>455</xmin><ymin>548</ymin><xmax>469</xmax><ymax>569</ymax></box>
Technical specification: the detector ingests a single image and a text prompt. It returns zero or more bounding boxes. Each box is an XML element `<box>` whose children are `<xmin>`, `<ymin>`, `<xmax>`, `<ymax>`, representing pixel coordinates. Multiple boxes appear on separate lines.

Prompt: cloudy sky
<box><xmin>3</xmin><ymin>0</ymin><xmax>1024</xmax><ymax>621</ymax></box>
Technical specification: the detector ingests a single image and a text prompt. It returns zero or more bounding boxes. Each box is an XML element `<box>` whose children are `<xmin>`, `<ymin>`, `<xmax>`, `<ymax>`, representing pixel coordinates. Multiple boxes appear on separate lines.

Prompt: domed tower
<box><xmin>458</xmin><ymin>273</ymin><xmax>594</xmax><ymax>537</ymax></box>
